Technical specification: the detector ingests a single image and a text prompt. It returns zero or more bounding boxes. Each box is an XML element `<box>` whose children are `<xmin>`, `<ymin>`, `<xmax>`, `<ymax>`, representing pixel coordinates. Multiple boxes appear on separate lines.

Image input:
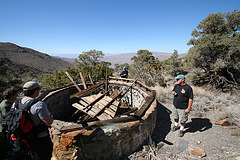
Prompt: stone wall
<box><xmin>39</xmin><ymin>82</ymin><xmax>157</xmax><ymax>160</ymax></box>
<box><xmin>50</xmin><ymin>99</ymin><xmax>157</xmax><ymax>160</ymax></box>
<box><xmin>41</xmin><ymin>86</ymin><xmax>78</xmax><ymax>120</ymax></box>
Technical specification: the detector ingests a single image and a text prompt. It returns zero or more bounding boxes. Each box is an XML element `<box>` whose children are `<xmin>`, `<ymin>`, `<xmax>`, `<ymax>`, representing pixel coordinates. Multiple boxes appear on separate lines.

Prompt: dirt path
<box><xmin>127</xmin><ymin>101</ymin><xmax>240</xmax><ymax>160</ymax></box>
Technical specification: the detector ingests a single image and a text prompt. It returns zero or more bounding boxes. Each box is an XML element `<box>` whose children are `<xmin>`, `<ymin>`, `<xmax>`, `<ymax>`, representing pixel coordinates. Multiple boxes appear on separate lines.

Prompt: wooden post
<box><xmin>88</xmin><ymin>73</ymin><xmax>94</xmax><ymax>85</ymax></box>
<box><xmin>105</xmin><ymin>66</ymin><xmax>108</xmax><ymax>92</ymax></box>
<box><xmin>131</xmin><ymin>85</ymin><xmax>133</xmax><ymax>107</ymax></box>
<box><xmin>79</xmin><ymin>72</ymin><xmax>87</xmax><ymax>89</ymax></box>
<box><xmin>65</xmin><ymin>71</ymin><xmax>81</xmax><ymax>92</ymax></box>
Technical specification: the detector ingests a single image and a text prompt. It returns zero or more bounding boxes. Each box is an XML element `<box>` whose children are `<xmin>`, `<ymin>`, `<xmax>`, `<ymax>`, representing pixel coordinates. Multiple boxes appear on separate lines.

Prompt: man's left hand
<box><xmin>185</xmin><ymin>108</ymin><xmax>191</xmax><ymax>113</ymax></box>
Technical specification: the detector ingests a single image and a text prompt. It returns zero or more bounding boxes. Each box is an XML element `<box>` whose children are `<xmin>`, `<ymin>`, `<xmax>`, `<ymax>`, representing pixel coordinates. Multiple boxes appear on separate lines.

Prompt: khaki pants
<box><xmin>172</xmin><ymin>106</ymin><xmax>188</xmax><ymax>124</ymax></box>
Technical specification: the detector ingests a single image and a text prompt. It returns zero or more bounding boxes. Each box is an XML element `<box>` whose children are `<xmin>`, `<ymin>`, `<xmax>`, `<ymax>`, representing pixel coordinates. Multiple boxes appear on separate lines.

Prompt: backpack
<box><xmin>1</xmin><ymin>98</ymin><xmax>39</xmax><ymax>159</ymax></box>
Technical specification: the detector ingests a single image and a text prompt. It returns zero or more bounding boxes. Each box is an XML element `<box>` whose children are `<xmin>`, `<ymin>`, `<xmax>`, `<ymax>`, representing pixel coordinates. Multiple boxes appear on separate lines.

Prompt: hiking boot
<box><xmin>171</xmin><ymin>126</ymin><xmax>180</xmax><ymax>132</ymax></box>
<box><xmin>178</xmin><ymin>130</ymin><xmax>184</xmax><ymax>137</ymax></box>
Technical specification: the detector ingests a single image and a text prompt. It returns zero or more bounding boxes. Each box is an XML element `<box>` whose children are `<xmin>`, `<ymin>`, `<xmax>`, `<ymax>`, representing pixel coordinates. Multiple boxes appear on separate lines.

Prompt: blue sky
<box><xmin>0</xmin><ymin>0</ymin><xmax>239</xmax><ymax>58</ymax></box>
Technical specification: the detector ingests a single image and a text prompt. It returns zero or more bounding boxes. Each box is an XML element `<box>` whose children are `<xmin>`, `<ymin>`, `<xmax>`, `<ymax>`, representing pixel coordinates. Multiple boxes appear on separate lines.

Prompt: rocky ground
<box><xmin>123</xmin><ymin>101</ymin><xmax>240</xmax><ymax>160</ymax></box>
<box><xmin>1</xmin><ymin>100</ymin><xmax>239</xmax><ymax>160</ymax></box>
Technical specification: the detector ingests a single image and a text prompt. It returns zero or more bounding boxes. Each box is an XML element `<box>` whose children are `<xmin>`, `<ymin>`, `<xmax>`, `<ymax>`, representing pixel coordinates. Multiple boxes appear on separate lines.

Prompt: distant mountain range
<box><xmin>56</xmin><ymin>51</ymin><xmax>187</xmax><ymax>68</ymax></box>
<box><xmin>0</xmin><ymin>42</ymin><xmax>73</xmax><ymax>74</ymax></box>
<box><xmin>100</xmin><ymin>51</ymin><xmax>187</xmax><ymax>67</ymax></box>
<box><xmin>0</xmin><ymin>42</ymin><xmax>187</xmax><ymax>73</ymax></box>
<box><xmin>100</xmin><ymin>52</ymin><xmax>172</xmax><ymax>66</ymax></box>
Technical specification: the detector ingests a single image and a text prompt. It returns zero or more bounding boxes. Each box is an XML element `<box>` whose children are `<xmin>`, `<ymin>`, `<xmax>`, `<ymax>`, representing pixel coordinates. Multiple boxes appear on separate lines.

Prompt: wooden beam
<box><xmin>109</xmin><ymin>76</ymin><xmax>136</xmax><ymax>81</ymax></box>
<box><xmin>70</xmin><ymin>82</ymin><xmax>104</xmax><ymax>99</ymax></box>
<box><xmin>119</xmin><ymin>106</ymin><xmax>138</xmax><ymax>110</ymax></box>
<box><xmin>88</xmin><ymin>73</ymin><xmax>94</xmax><ymax>85</ymax></box>
<box><xmin>84</xmin><ymin>90</ymin><xmax>110</xmax><ymax>109</ymax></box>
<box><xmin>121</xmin><ymin>79</ymin><xmax>138</xmax><ymax>97</ymax></box>
<box><xmin>92</xmin><ymin>79</ymin><xmax>137</xmax><ymax>118</ymax></box>
<box><xmin>121</xmin><ymin>108</ymin><xmax>138</xmax><ymax>115</ymax></box>
<box><xmin>92</xmin><ymin>92</ymin><xmax>121</xmax><ymax>118</ymax></box>
<box><xmin>59</xmin><ymin>124</ymin><xmax>83</xmax><ymax>131</ymax></box>
<box><xmin>105</xmin><ymin>67</ymin><xmax>108</xmax><ymax>92</ymax></box>
<box><xmin>109</xmin><ymin>76</ymin><xmax>152</xmax><ymax>92</ymax></box>
<box><xmin>65</xmin><ymin>71</ymin><xmax>81</xmax><ymax>92</ymax></box>
<box><xmin>134</xmin><ymin>91</ymin><xmax>156</xmax><ymax>118</ymax></box>
<box><xmin>79</xmin><ymin>72</ymin><xmax>87</xmax><ymax>89</ymax></box>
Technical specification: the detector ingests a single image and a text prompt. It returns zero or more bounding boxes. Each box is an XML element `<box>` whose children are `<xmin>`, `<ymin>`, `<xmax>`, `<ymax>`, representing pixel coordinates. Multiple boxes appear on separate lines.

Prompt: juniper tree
<box><xmin>186</xmin><ymin>10</ymin><xmax>240</xmax><ymax>91</ymax></box>
<box><xmin>130</xmin><ymin>50</ymin><xmax>165</xmax><ymax>86</ymax></box>
<box><xmin>42</xmin><ymin>50</ymin><xmax>112</xmax><ymax>89</ymax></box>
<box><xmin>161</xmin><ymin>50</ymin><xmax>183</xmax><ymax>76</ymax></box>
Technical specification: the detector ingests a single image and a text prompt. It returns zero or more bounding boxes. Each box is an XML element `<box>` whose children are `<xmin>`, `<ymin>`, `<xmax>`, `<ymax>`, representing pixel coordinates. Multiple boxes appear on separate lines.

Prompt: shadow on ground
<box><xmin>151</xmin><ymin>101</ymin><xmax>172</xmax><ymax>145</ymax></box>
<box><xmin>115</xmin><ymin>100</ymin><xmax>173</xmax><ymax>160</ymax></box>
<box><xmin>184</xmin><ymin>118</ymin><xmax>212</xmax><ymax>133</ymax></box>
<box><xmin>151</xmin><ymin>102</ymin><xmax>213</xmax><ymax>145</ymax></box>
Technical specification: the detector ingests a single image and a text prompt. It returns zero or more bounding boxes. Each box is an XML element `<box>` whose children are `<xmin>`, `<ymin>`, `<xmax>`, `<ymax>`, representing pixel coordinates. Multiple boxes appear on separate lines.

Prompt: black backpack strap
<box><xmin>14</xmin><ymin>98</ymin><xmax>39</xmax><ymax>111</ymax></box>
<box><xmin>25</xmin><ymin>99</ymin><xmax>39</xmax><ymax>111</ymax></box>
<box><xmin>14</xmin><ymin>98</ymin><xmax>22</xmax><ymax>110</ymax></box>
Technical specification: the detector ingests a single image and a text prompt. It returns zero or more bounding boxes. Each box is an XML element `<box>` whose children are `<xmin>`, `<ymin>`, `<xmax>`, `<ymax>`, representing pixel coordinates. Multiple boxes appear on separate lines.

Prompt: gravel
<box><xmin>122</xmin><ymin>101</ymin><xmax>240</xmax><ymax>160</ymax></box>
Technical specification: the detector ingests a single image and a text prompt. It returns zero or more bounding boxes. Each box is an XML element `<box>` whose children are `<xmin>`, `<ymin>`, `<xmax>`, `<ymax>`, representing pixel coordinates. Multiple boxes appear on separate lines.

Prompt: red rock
<box><xmin>215</xmin><ymin>118</ymin><xmax>231</xmax><ymax>126</ymax></box>
<box><xmin>190</xmin><ymin>146</ymin><xmax>206</xmax><ymax>157</ymax></box>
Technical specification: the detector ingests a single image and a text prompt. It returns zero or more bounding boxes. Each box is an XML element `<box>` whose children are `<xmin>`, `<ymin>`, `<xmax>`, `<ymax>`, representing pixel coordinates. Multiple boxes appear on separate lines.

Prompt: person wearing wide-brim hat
<box><xmin>171</xmin><ymin>74</ymin><xmax>194</xmax><ymax>137</ymax></box>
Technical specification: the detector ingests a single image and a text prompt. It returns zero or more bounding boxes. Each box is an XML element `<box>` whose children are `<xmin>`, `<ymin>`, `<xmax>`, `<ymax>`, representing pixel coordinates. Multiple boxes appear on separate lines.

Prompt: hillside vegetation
<box><xmin>0</xmin><ymin>42</ymin><xmax>73</xmax><ymax>73</ymax></box>
<box><xmin>0</xmin><ymin>42</ymin><xmax>73</xmax><ymax>99</ymax></box>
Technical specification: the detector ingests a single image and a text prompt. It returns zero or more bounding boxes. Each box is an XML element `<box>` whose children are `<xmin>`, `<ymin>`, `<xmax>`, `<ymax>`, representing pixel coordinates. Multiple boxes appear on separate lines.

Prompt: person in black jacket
<box><xmin>120</xmin><ymin>66</ymin><xmax>128</xmax><ymax>78</ymax></box>
<box><xmin>171</xmin><ymin>74</ymin><xmax>193</xmax><ymax>137</ymax></box>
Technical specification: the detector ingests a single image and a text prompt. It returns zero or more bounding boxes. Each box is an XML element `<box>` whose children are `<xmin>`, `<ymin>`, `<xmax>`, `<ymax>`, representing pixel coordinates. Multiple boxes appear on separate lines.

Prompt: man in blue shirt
<box><xmin>120</xmin><ymin>66</ymin><xmax>128</xmax><ymax>78</ymax></box>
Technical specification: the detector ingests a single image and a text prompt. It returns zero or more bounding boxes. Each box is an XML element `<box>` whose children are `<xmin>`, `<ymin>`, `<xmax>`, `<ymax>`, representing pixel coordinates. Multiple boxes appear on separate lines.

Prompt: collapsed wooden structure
<box><xmin>39</xmin><ymin>75</ymin><xmax>157</xmax><ymax>160</ymax></box>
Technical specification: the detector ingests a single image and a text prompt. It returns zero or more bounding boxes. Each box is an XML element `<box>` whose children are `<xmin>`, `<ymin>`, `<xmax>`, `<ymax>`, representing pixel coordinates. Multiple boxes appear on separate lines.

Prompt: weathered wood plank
<box><xmin>109</xmin><ymin>105</ymin><xmax>117</xmax><ymax>112</ymax></box>
<box><xmin>134</xmin><ymin>91</ymin><xmax>156</xmax><ymax>118</ymax></box>
<box><xmin>70</xmin><ymin>82</ymin><xmax>104</xmax><ymax>99</ymax></box>
<box><xmin>105</xmin><ymin>108</ymin><xmax>115</xmax><ymax>116</ymax></box>
<box><xmin>97</xmin><ymin>112</ymin><xmax>112</xmax><ymax>121</ymax></box>
<box><xmin>59</xmin><ymin>124</ymin><xmax>83</xmax><ymax>131</ymax></box>
<box><xmin>87</xmin><ymin>111</ymin><xmax>96</xmax><ymax>117</ymax></box>
<box><xmin>79</xmin><ymin>72</ymin><xmax>87</xmax><ymax>89</ymax></box>
<box><xmin>65</xmin><ymin>71</ymin><xmax>81</xmax><ymax>92</ymax></box>
<box><xmin>91</xmin><ymin>106</ymin><xmax>101</xmax><ymax>114</ymax></box>
<box><xmin>81</xmin><ymin>97</ymin><xmax>93</xmax><ymax>104</ymax></box>
<box><xmin>72</xmin><ymin>103</ymin><xmax>95</xmax><ymax>117</ymax></box>
<box><xmin>94</xmin><ymin>101</ymin><xmax>105</xmax><ymax>109</ymax></box>
<box><xmin>83</xmin><ymin>91</ymin><xmax>109</xmax><ymax>109</ymax></box>
<box><xmin>72</xmin><ymin>103</ymin><xmax>87</xmax><ymax>112</ymax></box>
<box><xmin>88</xmin><ymin>73</ymin><xmax>94</xmax><ymax>85</ymax></box>
<box><xmin>100</xmin><ymin>98</ymin><xmax>109</xmax><ymax>104</ymax></box>
<box><xmin>104</xmin><ymin>96</ymin><xmax>113</xmax><ymax>101</ymax></box>
<box><xmin>119</xmin><ymin>106</ymin><xmax>138</xmax><ymax>110</ymax></box>
<box><xmin>78</xmin><ymin>100</ymin><xmax>89</xmax><ymax>107</ymax></box>
<box><xmin>109</xmin><ymin>91</ymin><xmax>116</xmax><ymax>98</ymax></box>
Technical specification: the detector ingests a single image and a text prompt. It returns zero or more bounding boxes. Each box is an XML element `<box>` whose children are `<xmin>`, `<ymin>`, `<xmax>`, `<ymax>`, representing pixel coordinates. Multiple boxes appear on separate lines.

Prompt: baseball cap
<box><xmin>23</xmin><ymin>81</ymin><xmax>42</xmax><ymax>91</ymax></box>
<box><xmin>175</xmin><ymin>74</ymin><xmax>185</xmax><ymax>80</ymax></box>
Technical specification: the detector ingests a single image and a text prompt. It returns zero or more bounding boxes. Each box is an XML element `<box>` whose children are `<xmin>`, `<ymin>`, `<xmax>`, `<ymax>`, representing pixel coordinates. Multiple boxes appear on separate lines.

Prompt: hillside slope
<box><xmin>0</xmin><ymin>42</ymin><xmax>73</xmax><ymax>73</ymax></box>
<box><xmin>1</xmin><ymin>57</ymin><xmax>43</xmax><ymax>74</ymax></box>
